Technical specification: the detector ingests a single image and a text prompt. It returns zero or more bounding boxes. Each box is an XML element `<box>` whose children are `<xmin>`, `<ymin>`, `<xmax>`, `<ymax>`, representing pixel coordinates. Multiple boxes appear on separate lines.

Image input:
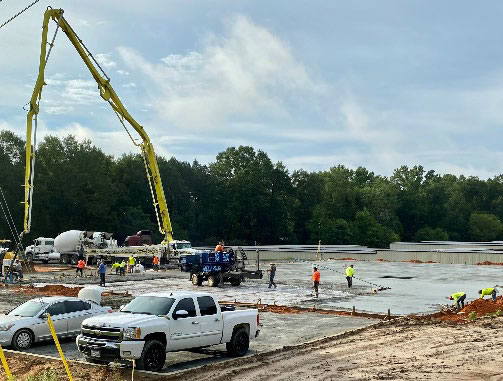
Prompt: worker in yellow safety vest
<box><xmin>449</xmin><ymin>292</ymin><xmax>466</xmax><ymax>312</ymax></box>
<box><xmin>479</xmin><ymin>287</ymin><xmax>498</xmax><ymax>301</ymax></box>
<box><xmin>128</xmin><ymin>255</ymin><xmax>136</xmax><ymax>273</ymax></box>
<box><xmin>345</xmin><ymin>265</ymin><xmax>354</xmax><ymax>288</ymax></box>
<box><xmin>119</xmin><ymin>260</ymin><xmax>126</xmax><ymax>276</ymax></box>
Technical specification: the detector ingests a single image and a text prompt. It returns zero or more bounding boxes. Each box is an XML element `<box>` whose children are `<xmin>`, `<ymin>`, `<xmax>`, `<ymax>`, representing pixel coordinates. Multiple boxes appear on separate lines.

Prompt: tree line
<box><xmin>1</xmin><ymin>129</ymin><xmax>503</xmax><ymax>248</ymax></box>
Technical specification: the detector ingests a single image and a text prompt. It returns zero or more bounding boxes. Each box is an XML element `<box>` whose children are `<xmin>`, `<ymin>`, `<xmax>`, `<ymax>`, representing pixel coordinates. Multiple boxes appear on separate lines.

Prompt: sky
<box><xmin>1</xmin><ymin>0</ymin><xmax>503</xmax><ymax>178</ymax></box>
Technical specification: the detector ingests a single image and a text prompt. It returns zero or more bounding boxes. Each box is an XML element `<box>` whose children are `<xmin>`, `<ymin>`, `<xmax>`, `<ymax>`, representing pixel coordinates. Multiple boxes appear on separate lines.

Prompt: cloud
<box><xmin>95</xmin><ymin>53</ymin><xmax>117</xmax><ymax>69</ymax></box>
<box><xmin>118</xmin><ymin>15</ymin><xmax>322</xmax><ymax>130</ymax></box>
<box><xmin>116</xmin><ymin>70</ymin><xmax>129</xmax><ymax>76</ymax></box>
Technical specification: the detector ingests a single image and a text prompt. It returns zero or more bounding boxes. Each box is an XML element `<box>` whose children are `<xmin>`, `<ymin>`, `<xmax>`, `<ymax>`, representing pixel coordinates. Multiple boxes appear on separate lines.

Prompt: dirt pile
<box><xmin>375</xmin><ymin>258</ymin><xmax>391</xmax><ymax>262</ymax></box>
<box><xmin>14</xmin><ymin>284</ymin><xmax>83</xmax><ymax>297</ymax></box>
<box><xmin>412</xmin><ymin>296</ymin><xmax>503</xmax><ymax>323</ymax></box>
<box><xmin>403</xmin><ymin>259</ymin><xmax>438</xmax><ymax>263</ymax></box>
<box><xmin>476</xmin><ymin>261</ymin><xmax>503</xmax><ymax>266</ymax></box>
<box><xmin>32</xmin><ymin>265</ymin><xmax>73</xmax><ymax>273</ymax></box>
<box><xmin>330</xmin><ymin>257</ymin><xmax>358</xmax><ymax>261</ymax></box>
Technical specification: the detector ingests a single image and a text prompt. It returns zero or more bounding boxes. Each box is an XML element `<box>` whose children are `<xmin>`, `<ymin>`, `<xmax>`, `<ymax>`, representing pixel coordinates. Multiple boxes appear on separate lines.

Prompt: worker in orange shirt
<box><xmin>152</xmin><ymin>255</ymin><xmax>160</xmax><ymax>271</ymax></box>
<box><xmin>76</xmin><ymin>259</ymin><xmax>86</xmax><ymax>278</ymax></box>
<box><xmin>312</xmin><ymin>267</ymin><xmax>320</xmax><ymax>298</ymax></box>
<box><xmin>215</xmin><ymin>241</ymin><xmax>224</xmax><ymax>252</ymax></box>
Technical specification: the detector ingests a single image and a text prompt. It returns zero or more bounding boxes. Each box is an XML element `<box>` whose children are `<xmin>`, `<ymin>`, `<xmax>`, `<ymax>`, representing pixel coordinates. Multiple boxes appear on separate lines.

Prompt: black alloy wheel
<box><xmin>138</xmin><ymin>340</ymin><xmax>166</xmax><ymax>372</ymax></box>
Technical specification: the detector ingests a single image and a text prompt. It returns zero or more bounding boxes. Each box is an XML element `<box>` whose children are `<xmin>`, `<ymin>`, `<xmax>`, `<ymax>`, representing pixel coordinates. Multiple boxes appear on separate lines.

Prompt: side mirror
<box><xmin>173</xmin><ymin>310</ymin><xmax>189</xmax><ymax>320</ymax></box>
<box><xmin>40</xmin><ymin>313</ymin><xmax>48</xmax><ymax>320</ymax></box>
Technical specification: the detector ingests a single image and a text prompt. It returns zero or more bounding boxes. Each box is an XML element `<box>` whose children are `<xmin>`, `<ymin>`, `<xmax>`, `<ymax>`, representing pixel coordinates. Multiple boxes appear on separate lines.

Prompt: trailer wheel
<box><xmin>192</xmin><ymin>274</ymin><xmax>203</xmax><ymax>286</ymax></box>
<box><xmin>230</xmin><ymin>277</ymin><xmax>242</xmax><ymax>287</ymax></box>
<box><xmin>208</xmin><ymin>274</ymin><xmax>219</xmax><ymax>287</ymax></box>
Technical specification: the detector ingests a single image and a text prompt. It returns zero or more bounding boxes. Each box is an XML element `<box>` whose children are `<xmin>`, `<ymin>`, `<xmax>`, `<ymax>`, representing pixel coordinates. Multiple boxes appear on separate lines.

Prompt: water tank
<box><xmin>54</xmin><ymin>230</ymin><xmax>82</xmax><ymax>253</ymax></box>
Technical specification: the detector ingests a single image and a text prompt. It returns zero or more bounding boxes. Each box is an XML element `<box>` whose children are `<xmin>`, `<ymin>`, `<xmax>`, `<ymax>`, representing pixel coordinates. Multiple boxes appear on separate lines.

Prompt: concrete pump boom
<box><xmin>23</xmin><ymin>8</ymin><xmax>174</xmax><ymax>244</ymax></box>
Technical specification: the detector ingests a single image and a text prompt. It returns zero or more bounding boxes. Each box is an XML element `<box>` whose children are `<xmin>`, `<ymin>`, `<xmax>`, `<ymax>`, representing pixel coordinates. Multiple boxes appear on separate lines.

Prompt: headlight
<box><xmin>123</xmin><ymin>327</ymin><xmax>141</xmax><ymax>340</ymax></box>
<box><xmin>0</xmin><ymin>324</ymin><xmax>14</xmax><ymax>331</ymax></box>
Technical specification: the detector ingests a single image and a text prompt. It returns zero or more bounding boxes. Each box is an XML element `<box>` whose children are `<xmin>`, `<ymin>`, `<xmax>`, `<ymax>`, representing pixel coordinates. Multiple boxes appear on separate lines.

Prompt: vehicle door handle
<box><xmin>214</xmin><ymin>318</ymin><xmax>220</xmax><ymax>322</ymax></box>
<box><xmin>192</xmin><ymin>321</ymin><xmax>199</xmax><ymax>325</ymax></box>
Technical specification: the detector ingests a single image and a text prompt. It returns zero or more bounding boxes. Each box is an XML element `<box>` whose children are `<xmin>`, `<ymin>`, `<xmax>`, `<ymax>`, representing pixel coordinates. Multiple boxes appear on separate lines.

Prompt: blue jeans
<box><xmin>269</xmin><ymin>276</ymin><xmax>276</xmax><ymax>288</ymax></box>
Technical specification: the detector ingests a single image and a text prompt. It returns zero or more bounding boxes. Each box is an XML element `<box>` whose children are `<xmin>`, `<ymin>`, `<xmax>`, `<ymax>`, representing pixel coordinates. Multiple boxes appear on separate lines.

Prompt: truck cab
<box><xmin>25</xmin><ymin>237</ymin><xmax>57</xmax><ymax>263</ymax></box>
<box><xmin>77</xmin><ymin>291</ymin><xmax>259</xmax><ymax>371</ymax></box>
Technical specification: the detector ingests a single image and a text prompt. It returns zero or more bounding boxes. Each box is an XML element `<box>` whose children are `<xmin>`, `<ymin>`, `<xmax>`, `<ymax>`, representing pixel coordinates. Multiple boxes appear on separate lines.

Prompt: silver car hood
<box><xmin>0</xmin><ymin>315</ymin><xmax>30</xmax><ymax>325</ymax></box>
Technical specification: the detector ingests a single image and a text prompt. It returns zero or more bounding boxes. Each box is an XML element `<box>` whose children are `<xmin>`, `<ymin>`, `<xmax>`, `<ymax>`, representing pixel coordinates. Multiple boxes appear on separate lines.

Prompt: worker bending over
<box><xmin>479</xmin><ymin>287</ymin><xmax>498</xmax><ymax>301</ymax></box>
<box><xmin>449</xmin><ymin>292</ymin><xmax>466</xmax><ymax>312</ymax></box>
<box><xmin>312</xmin><ymin>267</ymin><xmax>320</xmax><ymax>298</ymax></box>
<box><xmin>345</xmin><ymin>264</ymin><xmax>354</xmax><ymax>288</ymax></box>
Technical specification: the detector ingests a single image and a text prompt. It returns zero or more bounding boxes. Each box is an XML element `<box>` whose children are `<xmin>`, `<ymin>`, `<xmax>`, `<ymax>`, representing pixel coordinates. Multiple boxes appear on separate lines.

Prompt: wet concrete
<box><xmin>12</xmin><ymin>259</ymin><xmax>503</xmax><ymax>316</ymax></box>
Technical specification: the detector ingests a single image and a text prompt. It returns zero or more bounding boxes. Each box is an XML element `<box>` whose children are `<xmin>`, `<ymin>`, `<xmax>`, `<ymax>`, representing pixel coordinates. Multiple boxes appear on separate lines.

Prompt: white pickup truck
<box><xmin>76</xmin><ymin>291</ymin><xmax>260</xmax><ymax>371</ymax></box>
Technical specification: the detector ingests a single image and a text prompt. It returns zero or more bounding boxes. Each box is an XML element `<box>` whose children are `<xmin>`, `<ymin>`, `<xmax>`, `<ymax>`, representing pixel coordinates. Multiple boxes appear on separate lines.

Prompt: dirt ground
<box><xmin>2</xmin><ymin>314</ymin><xmax>503</xmax><ymax>381</ymax></box>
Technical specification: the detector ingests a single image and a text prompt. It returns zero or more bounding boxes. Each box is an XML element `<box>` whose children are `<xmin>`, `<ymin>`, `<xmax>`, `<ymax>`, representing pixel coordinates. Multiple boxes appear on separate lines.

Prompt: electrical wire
<box><xmin>0</xmin><ymin>0</ymin><xmax>42</xmax><ymax>30</ymax></box>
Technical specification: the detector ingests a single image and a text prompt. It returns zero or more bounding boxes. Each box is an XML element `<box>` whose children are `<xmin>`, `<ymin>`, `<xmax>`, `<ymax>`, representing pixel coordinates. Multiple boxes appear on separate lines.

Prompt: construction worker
<box><xmin>13</xmin><ymin>260</ymin><xmax>23</xmax><ymax>281</ymax></box>
<box><xmin>128</xmin><ymin>254</ymin><xmax>136</xmax><ymax>273</ymax></box>
<box><xmin>76</xmin><ymin>258</ymin><xmax>85</xmax><ymax>277</ymax></box>
<box><xmin>215</xmin><ymin>241</ymin><xmax>224</xmax><ymax>252</ymax></box>
<box><xmin>152</xmin><ymin>255</ymin><xmax>160</xmax><ymax>271</ymax></box>
<box><xmin>98</xmin><ymin>258</ymin><xmax>106</xmax><ymax>287</ymax></box>
<box><xmin>312</xmin><ymin>267</ymin><xmax>320</xmax><ymax>298</ymax></box>
<box><xmin>119</xmin><ymin>260</ymin><xmax>126</xmax><ymax>276</ymax></box>
<box><xmin>449</xmin><ymin>292</ymin><xmax>466</xmax><ymax>312</ymax></box>
<box><xmin>479</xmin><ymin>287</ymin><xmax>498</xmax><ymax>301</ymax></box>
<box><xmin>267</xmin><ymin>263</ymin><xmax>277</xmax><ymax>289</ymax></box>
<box><xmin>345</xmin><ymin>264</ymin><xmax>354</xmax><ymax>288</ymax></box>
<box><xmin>111</xmin><ymin>261</ymin><xmax>120</xmax><ymax>274</ymax></box>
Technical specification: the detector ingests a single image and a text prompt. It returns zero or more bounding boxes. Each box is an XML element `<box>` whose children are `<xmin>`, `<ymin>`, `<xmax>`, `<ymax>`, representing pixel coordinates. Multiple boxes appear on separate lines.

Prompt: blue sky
<box><xmin>1</xmin><ymin>0</ymin><xmax>503</xmax><ymax>178</ymax></box>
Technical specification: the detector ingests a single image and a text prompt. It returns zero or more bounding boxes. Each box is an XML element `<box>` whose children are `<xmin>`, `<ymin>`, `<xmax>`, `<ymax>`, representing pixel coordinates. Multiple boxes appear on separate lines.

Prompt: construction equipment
<box><xmin>180</xmin><ymin>247</ymin><xmax>263</xmax><ymax>287</ymax></box>
<box><xmin>22</xmin><ymin>8</ymin><xmax>184</xmax><ymax>262</ymax></box>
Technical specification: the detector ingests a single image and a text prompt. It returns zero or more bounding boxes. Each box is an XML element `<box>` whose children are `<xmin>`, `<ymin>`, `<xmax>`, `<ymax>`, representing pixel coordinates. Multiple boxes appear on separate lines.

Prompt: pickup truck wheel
<box><xmin>208</xmin><ymin>275</ymin><xmax>219</xmax><ymax>287</ymax></box>
<box><xmin>192</xmin><ymin>274</ymin><xmax>203</xmax><ymax>286</ymax></box>
<box><xmin>12</xmin><ymin>329</ymin><xmax>34</xmax><ymax>350</ymax></box>
<box><xmin>226</xmin><ymin>328</ymin><xmax>249</xmax><ymax>357</ymax></box>
<box><xmin>26</xmin><ymin>253</ymin><xmax>34</xmax><ymax>262</ymax></box>
<box><xmin>137</xmin><ymin>340</ymin><xmax>166</xmax><ymax>372</ymax></box>
<box><xmin>85</xmin><ymin>357</ymin><xmax>109</xmax><ymax>365</ymax></box>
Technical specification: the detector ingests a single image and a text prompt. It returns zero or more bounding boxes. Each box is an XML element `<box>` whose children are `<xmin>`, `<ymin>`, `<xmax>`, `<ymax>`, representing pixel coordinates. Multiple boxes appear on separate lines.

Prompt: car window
<box><xmin>121</xmin><ymin>296</ymin><xmax>175</xmax><ymax>316</ymax></box>
<box><xmin>8</xmin><ymin>300</ymin><xmax>47</xmax><ymax>317</ymax></box>
<box><xmin>82</xmin><ymin>301</ymin><xmax>91</xmax><ymax>310</ymax></box>
<box><xmin>46</xmin><ymin>302</ymin><xmax>66</xmax><ymax>316</ymax></box>
<box><xmin>197</xmin><ymin>296</ymin><xmax>217</xmax><ymax>316</ymax></box>
<box><xmin>173</xmin><ymin>298</ymin><xmax>196</xmax><ymax>318</ymax></box>
<box><xmin>65</xmin><ymin>300</ymin><xmax>85</xmax><ymax>313</ymax></box>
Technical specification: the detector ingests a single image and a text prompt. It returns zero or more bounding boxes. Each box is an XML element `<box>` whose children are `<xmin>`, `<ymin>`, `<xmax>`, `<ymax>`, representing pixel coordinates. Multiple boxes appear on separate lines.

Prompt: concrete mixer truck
<box><xmin>55</xmin><ymin>230</ymin><xmax>194</xmax><ymax>265</ymax></box>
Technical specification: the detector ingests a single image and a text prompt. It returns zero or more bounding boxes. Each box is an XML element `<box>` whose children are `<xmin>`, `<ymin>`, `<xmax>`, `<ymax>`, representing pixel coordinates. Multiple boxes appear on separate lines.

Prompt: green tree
<box><xmin>469</xmin><ymin>212</ymin><xmax>503</xmax><ymax>241</ymax></box>
<box><xmin>413</xmin><ymin>226</ymin><xmax>449</xmax><ymax>241</ymax></box>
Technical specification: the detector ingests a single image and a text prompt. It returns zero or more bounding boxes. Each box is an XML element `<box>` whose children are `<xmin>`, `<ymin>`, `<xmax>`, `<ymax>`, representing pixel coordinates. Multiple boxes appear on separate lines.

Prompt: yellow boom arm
<box><xmin>24</xmin><ymin>8</ymin><xmax>173</xmax><ymax>243</ymax></box>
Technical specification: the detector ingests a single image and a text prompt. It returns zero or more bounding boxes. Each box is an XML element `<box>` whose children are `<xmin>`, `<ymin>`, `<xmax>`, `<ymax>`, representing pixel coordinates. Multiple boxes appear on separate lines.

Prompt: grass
<box><xmin>25</xmin><ymin>370</ymin><xmax>58</xmax><ymax>381</ymax></box>
<box><xmin>467</xmin><ymin>311</ymin><xmax>477</xmax><ymax>321</ymax></box>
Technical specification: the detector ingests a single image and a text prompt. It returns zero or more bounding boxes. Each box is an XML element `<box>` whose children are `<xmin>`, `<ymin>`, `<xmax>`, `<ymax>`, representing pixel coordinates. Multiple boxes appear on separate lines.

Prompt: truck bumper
<box><xmin>76</xmin><ymin>335</ymin><xmax>145</xmax><ymax>361</ymax></box>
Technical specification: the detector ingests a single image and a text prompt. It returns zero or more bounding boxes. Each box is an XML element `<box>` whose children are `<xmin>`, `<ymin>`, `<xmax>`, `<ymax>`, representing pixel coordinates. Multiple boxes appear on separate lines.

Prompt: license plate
<box><xmin>91</xmin><ymin>349</ymin><xmax>100</xmax><ymax>358</ymax></box>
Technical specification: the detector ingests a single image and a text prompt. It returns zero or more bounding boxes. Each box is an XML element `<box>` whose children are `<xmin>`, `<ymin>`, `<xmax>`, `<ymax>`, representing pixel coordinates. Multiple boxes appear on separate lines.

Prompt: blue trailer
<box><xmin>180</xmin><ymin>248</ymin><xmax>263</xmax><ymax>287</ymax></box>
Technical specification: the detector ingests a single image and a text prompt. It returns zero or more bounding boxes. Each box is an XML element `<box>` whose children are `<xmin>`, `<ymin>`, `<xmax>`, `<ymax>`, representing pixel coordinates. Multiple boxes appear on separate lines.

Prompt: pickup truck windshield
<box><xmin>8</xmin><ymin>300</ymin><xmax>48</xmax><ymax>317</ymax></box>
<box><xmin>121</xmin><ymin>296</ymin><xmax>175</xmax><ymax>316</ymax></box>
